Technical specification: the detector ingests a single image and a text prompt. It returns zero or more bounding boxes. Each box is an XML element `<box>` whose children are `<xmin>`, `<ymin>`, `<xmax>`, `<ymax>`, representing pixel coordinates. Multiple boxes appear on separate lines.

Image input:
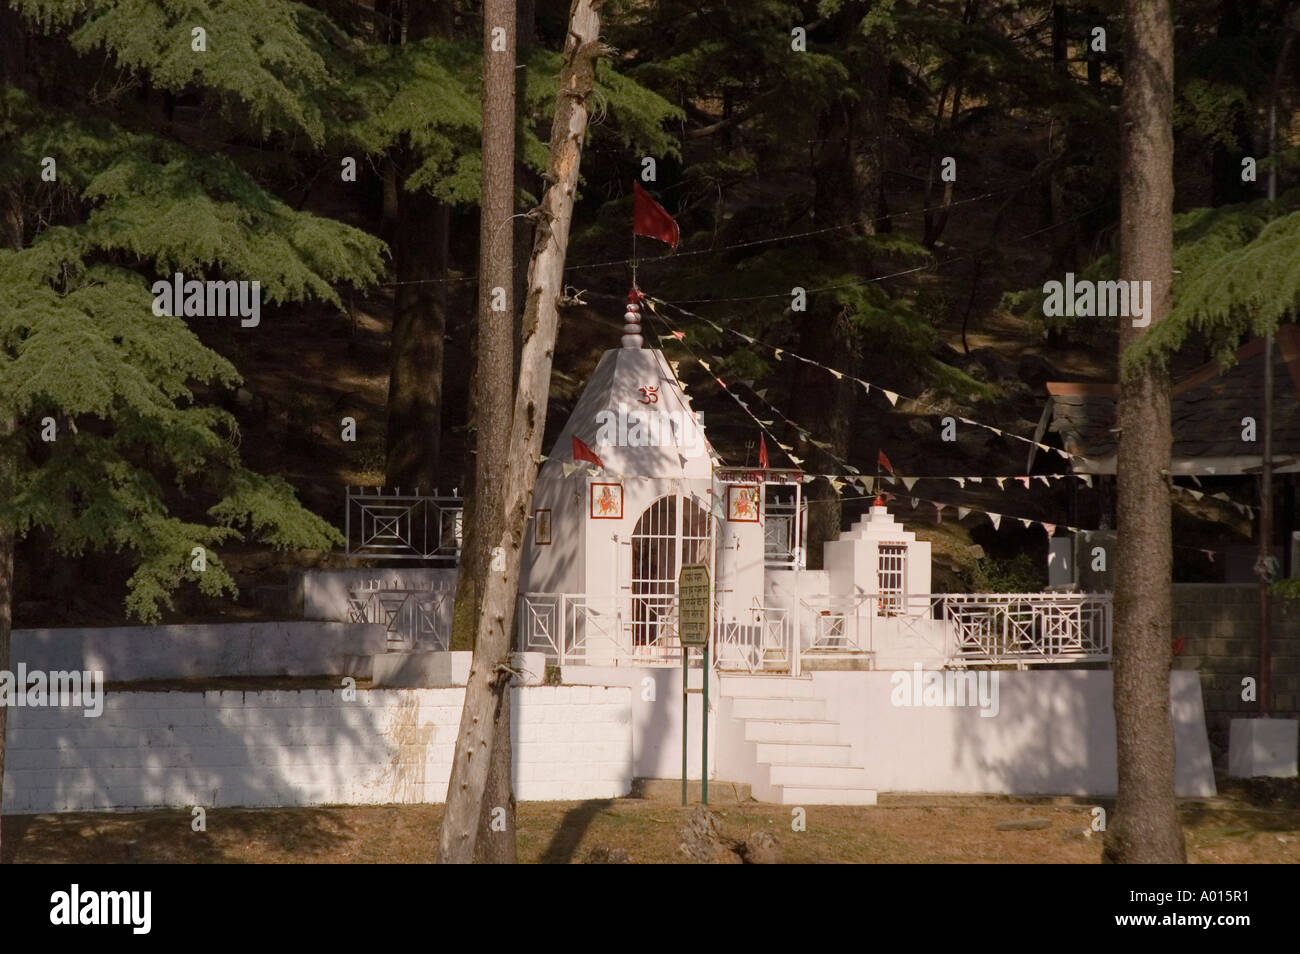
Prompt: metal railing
<box><xmin>792</xmin><ymin>591</ymin><xmax>1112</xmax><ymax>666</ymax></box>
<box><xmin>517</xmin><ymin>593</ymin><xmax>686</xmax><ymax>666</ymax></box>
<box><xmin>943</xmin><ymin>592</ymin><xmax>1111</xmax><ymax>664</ymax></box>
<box><xmin>717</xmin><ymin>605</ymin><xmax>794</xmax><ymax>674</ymax></box>
<box><xmin>347</xmin><ymin>582</ymin><xmax>455</xmax><ymax>650</ymax></box>
<box><xmin>345</xmin><ymin>487</ymin><xmax>463</xmax><ymax>563</ymax></box>
<box><xmin>517</xmin><ymin>590</ymin><xmax>1111</xmax><ymax>670</ymax></box>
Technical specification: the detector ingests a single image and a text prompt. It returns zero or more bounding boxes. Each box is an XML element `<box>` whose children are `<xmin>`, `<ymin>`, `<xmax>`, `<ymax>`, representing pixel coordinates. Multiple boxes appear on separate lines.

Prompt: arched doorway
<box><xmin>630</xmin><ymin>494</ymin><xmax>712</xmax><ymax>654</ymax></box>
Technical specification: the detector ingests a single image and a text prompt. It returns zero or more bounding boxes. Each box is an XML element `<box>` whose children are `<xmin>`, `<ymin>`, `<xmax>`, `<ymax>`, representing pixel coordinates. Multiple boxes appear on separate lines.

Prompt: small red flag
<box><xmin>633</xmin><ymin>182</ymin><xmax>680</xmax><ymax>248</ymax></box>
<box><xmin>758</xmin><ymin>434</ymin><xmax>770</xmax><ymax>469</ymax></box>
<box><xmin>572</xmin><ymin>436</ymin><xmax>604</xmax><ymax>469</ymax></box>
<box><xmin>877</xmin><ymin>450</ymin><xmax>894</xmax><ymax>474</ymax></box>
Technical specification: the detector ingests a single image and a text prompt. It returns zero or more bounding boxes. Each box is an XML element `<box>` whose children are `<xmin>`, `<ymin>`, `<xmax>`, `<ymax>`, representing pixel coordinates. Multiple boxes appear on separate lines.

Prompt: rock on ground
<box><xmin>677</xmin><ymin>806</ymin><xmax>724</xmax><ymax>863</ymax></box>
<box><xmin>740</xmin><ymin>830</ymin><xmax>783</xmax><ymax>864</ymax></box>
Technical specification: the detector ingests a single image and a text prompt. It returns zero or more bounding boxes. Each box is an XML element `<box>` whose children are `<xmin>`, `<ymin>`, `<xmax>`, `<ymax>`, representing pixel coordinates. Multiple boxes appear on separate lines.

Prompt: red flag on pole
<box><xmin>572</xmin><ymin>436</ymin><xmax>604</xmax><ymax>469</ymax></box>
<box><xmin>633</xmin><ymin>182</ymin><xmax>680</xmax><ymax>248</ymax></box>
<box><xmin>758</xmin><ymin>434</ymin><xmax>770</xmax><ymax>469</ymax></box>
<box><xmin>877</xmin><ymin>450</ymin><xmax>894</xmax><ymax>474</ymax></box>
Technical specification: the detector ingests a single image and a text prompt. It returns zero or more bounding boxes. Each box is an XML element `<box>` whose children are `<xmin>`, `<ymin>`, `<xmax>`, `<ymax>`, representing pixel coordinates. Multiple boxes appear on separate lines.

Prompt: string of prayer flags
<box><xmin>650</xmin><ymin>294</ymin><xmax>1097</xmax><ymax>466</ymax></box>
<box><xmin>649</xmin><ymin>305</ymin><xmax>1258</xmax><ymax>533</ymax></box>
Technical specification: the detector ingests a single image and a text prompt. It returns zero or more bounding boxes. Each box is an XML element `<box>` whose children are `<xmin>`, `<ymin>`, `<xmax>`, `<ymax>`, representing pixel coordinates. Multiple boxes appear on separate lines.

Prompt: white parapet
<box><xmin>372</xmin><ymin>651</ymin><xmax>473</xmax><ymax>687</ymax></box>
<box><xmin>1228</xmin><ymin>717</ymin><xmax>1299</xmax><ymax>778</ymax></box>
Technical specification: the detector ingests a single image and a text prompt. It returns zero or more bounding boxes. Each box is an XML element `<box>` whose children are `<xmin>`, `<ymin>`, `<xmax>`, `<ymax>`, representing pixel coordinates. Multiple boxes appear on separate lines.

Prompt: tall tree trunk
<box><xmin>386</xmin><ymin>182</ymin><xmax>448</xmax><ymax>491</ymax></box>
<box><xmin>512</xmin><ymin>0</ymin><xmax>537</xmax><ymax>377</ymax></box>
<box><xmin>1047</xmin><ymin>4</ymin><xmax>1076</xmax><ymax>273</ymax></box>
<box><xmin>0</xmin><ymin>0</ymin><xmax>28</xmax><ymax>858</ymax></box>
<box><xmin>1104</xmin><ymin>0</ymin><xmax>1186</xmax><ymax>865</ymax></box>
<box><xmin>461</xmin><ymin>0</ymin><xmax>519</xmax><ymax>865</ymax></box>
<box><xmin>477</xmin><ymin>0</ymin><xmax>536</xmax><ymax>866</ymax></box>
<box><xmin>0</xmin><ymin>406</ymin><xmax>11</xmax><ymax>858</ymax></box>
<box><xmin>384</xmin><ymin>1</ymin><xmax>453</xmax><ymax>492</ymax></box>
<box><xmin>436</xmin><ymin>0</ymin><xmax>605</xmax><ymax>864</ymax></box>
<box><xmin>923</xmin><ymin>0</ymin><xmax>975</xmax><ymax>249</ymax></box>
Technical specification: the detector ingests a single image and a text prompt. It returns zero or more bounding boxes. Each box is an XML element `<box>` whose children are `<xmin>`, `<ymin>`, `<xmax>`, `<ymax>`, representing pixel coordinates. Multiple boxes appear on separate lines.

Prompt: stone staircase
<box><xmin>717</xmin><ymin>674</ymin><xmax>877</xmax><ymax>806</ymax></box>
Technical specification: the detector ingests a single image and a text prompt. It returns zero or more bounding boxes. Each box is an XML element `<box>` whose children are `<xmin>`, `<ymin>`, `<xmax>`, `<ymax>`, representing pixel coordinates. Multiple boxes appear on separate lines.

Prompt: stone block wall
<box><xmin>1172</xmin><ymin>584</ymin><xmax>1300</xmax><ymax>767</ymax></box>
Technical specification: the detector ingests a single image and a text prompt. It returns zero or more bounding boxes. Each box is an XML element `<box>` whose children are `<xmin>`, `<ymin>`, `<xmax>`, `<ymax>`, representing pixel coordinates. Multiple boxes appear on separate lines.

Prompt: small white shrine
<box><xmin>349</xmin><ymin>296</ymin><xmax>1210</xmax><ymax>804</ymax></box>
<box><xmin>517</xmin><ymin>293</ymin><xmax>999</xmax><ymax>674</ymax></box>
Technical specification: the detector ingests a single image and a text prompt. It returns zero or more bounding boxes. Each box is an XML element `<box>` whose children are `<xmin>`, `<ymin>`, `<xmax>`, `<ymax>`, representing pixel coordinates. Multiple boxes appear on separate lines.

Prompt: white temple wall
<box><xmin>714</xmin><ymin>488</ymin><xmax>767</xmax><ymax>625</ymax></box>
<box><xmin>520</xmin><ymin>476</ymin><xmax>585</xmax><ymax>596</ymax></box>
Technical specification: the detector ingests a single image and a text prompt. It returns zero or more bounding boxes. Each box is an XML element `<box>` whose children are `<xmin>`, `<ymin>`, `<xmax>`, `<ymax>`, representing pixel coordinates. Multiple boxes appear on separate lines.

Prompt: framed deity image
<box><xmin>727</xmin><ymin>484</ymin><xmax>761</xmax><ymax>522</ymax></box>
<box><xmin>534</xmin><ymin>508</ymin><xmax>552</xmax><ymax>545</ymax></box>
<box><xmin>590</xmin><ymin>482</ymin><xmax>623</xmax><ymax>520</ymax></box>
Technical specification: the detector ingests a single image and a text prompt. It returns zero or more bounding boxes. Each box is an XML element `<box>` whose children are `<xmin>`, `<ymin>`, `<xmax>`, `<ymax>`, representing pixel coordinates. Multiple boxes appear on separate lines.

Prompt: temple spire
<box><xmin>622</xmin><ymin>287</ymin><xmax>644</xmax><ymax>349</ymax></box>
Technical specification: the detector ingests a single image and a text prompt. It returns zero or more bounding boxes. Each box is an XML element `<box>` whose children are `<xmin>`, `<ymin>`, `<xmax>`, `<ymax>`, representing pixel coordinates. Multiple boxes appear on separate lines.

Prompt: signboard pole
<box><xmin>681</xmin><ymin>649</ymin><xmax>688</xmax><ymax>806</ymax></box>
<box><xmin>677</xmin><ymin>563</ymin><xmax>711</xmax><ymax>806</ymax></box>
<box><xmin>702</xmin><ymin>640</ymin><xmax>709</xmax><ymax>806</ymax></box>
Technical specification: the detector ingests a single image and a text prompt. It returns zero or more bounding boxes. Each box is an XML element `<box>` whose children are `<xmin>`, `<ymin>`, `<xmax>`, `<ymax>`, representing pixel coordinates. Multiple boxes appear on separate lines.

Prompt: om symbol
<box><xmin>637</xmin><ymin>385</ymin><xmax>659</xmax><ymax>404</ymax></box>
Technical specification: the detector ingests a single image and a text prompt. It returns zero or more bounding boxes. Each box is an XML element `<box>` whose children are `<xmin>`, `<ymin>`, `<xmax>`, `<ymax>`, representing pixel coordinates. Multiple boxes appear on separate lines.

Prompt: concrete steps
<box><xmin>731</xmin><ymin>696</ymin><xmax>826</xmax><ymax>720</ymax></box>
<box><xmin>753</xmin><ymin>741</ymin><xmax>852</xmax><ymax>765</ymax></box>
<box><xmin>720</xmin><ymin>675</ymin><xmax>877</xmax><ymax>807</ymax></box>
<box><xmin>742</xmin><ymin>719</ymin><xmax>840</xmax><ymax>744</ymax></box>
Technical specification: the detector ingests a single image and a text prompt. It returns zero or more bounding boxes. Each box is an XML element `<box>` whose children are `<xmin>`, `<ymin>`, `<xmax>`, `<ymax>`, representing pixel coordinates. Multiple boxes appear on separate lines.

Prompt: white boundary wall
<box><xmin>2</xmin><ymin>686</ymin><xmax>633</xmax><ymax>813</ymax></box>
<box><xmin>809</xmin><ymin>669</ymin><xmax>1216</xmax><ymax>797</ymax></box>
<box><xmin>12</xmin><ymin>622</ymin><xmax>385</xmax><ymax>681</ymax></box>
<box><xmin>562</xmin><ymin>665</ymin><xmax>719</xmax><ymax>780</ymax></box>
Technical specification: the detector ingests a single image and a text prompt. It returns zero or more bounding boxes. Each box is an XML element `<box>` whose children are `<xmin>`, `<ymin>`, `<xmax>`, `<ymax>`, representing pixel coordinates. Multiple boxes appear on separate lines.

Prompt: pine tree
<box><xmin>0</xmin><ymin>0</ymin><xmax>386</xmax><ymax>848</ymax></box>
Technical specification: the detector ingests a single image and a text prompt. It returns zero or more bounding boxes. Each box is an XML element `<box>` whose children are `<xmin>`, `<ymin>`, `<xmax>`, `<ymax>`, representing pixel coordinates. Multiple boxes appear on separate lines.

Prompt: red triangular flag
<box><xmin>878</xmin><ymin>450</ymin><xmax>894</xmax><ymax>474</ymax></box>
<box><xmin>758</xmin><ymin>434</ymin><xmax>770</xmax><ymax>469</ymax></box>
<box><xmin>633</xmin><ymin>182</ymin><xmax>679</xmax><ymax>248</ymax></box>
<box><xmin>572</xmin><ymin>436</ymin><xmax>604</xmax><ymax>469</ymax></box>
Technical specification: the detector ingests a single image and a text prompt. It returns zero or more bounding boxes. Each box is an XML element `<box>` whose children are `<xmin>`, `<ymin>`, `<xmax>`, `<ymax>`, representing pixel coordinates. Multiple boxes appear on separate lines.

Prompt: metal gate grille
<box><xmin>630</xmin><ymin>495</ymin><xmax>713</xmax><ymax>647</ymax></box>
<box><xmin>878</xmin><ymin>543</ymin><xmax>907</xmax><ymax>616</ymax></box>
<box><xmin>682</xmin><ymin>495</ymin><xmax>712</xmax><ymax>566</ymax></box>
<box><xmin>632</xmin><ymin>496</ymin><xmax>676</xmax><ymax>646</ymax></box>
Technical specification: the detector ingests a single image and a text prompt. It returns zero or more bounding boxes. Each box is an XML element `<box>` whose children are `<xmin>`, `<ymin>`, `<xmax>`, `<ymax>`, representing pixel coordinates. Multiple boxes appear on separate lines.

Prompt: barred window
<box><xmin>878</xmin><ymin>543</ymin><xmax>907</xmax><ymax>616</ymax></box>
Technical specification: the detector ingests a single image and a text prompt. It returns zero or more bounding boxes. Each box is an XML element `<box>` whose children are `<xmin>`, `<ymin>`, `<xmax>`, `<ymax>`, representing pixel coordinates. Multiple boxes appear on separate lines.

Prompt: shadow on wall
<box><xmin>1</xmin><ymin>688</ymin><xmax>446</xmax><ymax>830</ymax></box>
<box><xmin>945</xmin><ymin>669</ymin><xmax>1216</xmax><ymax>797</ymax></box>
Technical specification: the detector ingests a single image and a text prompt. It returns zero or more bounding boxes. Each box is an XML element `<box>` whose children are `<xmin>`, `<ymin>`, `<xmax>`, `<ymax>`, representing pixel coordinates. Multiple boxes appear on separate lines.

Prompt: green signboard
<box><xmin>677</xmin><ymin>564</ymin><xmax>711</xmax><ymax>647</ymax></box>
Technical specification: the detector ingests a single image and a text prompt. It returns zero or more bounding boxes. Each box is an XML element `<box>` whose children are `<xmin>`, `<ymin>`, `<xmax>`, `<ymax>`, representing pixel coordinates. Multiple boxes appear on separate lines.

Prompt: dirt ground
<box><xmin>4</xmin><ymin>779</ymin><xmax>1299</xmax><ymax>864</ymax></box>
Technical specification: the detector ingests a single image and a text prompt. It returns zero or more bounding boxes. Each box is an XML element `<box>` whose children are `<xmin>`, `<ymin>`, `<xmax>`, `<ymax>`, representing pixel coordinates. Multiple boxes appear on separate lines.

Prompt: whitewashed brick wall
<box><xmin>2</xmin><ymin>686</ymin><xmax>633</xmax><ymax>813</ymax></box>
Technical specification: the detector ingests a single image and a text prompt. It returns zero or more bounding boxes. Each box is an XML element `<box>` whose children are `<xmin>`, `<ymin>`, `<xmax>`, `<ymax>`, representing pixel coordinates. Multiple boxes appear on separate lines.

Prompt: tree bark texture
<box><xmin>465</xmin><ymin>0</ymin><xmax>519</xmax><ymax>864</ymax></box>
<box><xmin>1105</xmin><ymin>0</ymin><xmax>1186</xmax><ymax>865</ymax></box>
<box><xmin>436</xmin><ymin>0</ymin><xmax>605</xmax><ymax>864</ymax></box>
